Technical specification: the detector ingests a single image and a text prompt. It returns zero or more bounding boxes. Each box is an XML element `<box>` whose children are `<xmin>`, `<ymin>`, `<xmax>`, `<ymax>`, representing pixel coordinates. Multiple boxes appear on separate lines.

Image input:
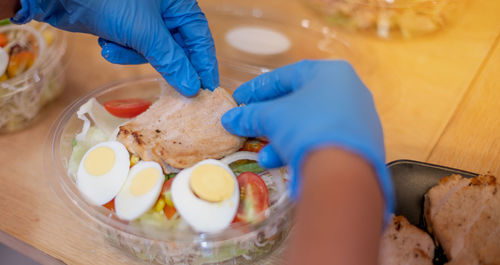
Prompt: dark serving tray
<box><xmin>388</xmin><ymin>160</ymin><xmax>478</xmax><ymax>265</ymax></box>
<box><xmin>388</xmin><ymin>159</ymin><xmax>477</xmax><ymax>228</ymax></box>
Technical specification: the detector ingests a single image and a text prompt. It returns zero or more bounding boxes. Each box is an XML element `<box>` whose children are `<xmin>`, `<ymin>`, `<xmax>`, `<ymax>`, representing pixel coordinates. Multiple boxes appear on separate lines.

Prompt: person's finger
<box><xmin>259</xmin><ymin>145</ymin><xmax>285</xmax><ymax>168</ymax></box>
<box><xmin>232</xmin><ymin>62</ymin><xmax>306</xmax><ymax>105</ymax></box>
<box><xmin>171</xmin><ymin>30</ymin><xmax>191</xmax><ymax>59</ymax></box>
<box><xmin>221</xmin><ymin>104</ymin><xmax>267</xmax><ymax>137</ymax></box>
<box><xmin>98</xmin><ymin>38</ymin><xmax>147</xmax><ymax>65</ymax></box>
<box><xmin>141</xmin><ymin>25</ymin><xmax>201</xmax><ymax>97</ymax></box>
<box><xmin>162</xmin><ymin>0</ymin><xmax>219</xmax><ymax>90</ymax></box>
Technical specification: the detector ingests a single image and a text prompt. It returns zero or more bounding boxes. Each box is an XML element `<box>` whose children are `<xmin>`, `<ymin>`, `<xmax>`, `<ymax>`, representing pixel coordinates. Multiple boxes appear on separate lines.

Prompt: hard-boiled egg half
<box><xmin>115</xmin><ymin>161</ymin><xmax>164</xmax><ymax>221</ymax></box>
<box><xmin>77</xmin><ymin>141</ymin><xmax>130</xmax><ymax>206</ymax></box>
<box><xmin>171</xmin><ymin>159</ymin><xmax>239</xmax><ymax>233</ymax></box>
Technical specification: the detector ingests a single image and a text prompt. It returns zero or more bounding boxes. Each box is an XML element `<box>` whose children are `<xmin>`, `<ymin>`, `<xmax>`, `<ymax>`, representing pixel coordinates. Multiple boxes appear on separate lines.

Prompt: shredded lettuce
<box><xmin>133</xmin><ymin>210</ymin><xmax>182</xmax><ymax>230</ymax></box>
<box><xmin>194</xmin><ymin>244</ymin><xmax>249</xmax><ymax>265</ymax></box>
<box><xmin>75</xmin><ymin>97</ymin><xmax>128</xmax><ymax>141</ymax></box>
<box><xmin>68</xmin><ymin>126</ymin><xmax>107</xmax><ymax>178</ymax></box>
<box><xmin>69</xmin><ymin>97</ymin><xmax>129</xmax><ymax>177</ymax></box>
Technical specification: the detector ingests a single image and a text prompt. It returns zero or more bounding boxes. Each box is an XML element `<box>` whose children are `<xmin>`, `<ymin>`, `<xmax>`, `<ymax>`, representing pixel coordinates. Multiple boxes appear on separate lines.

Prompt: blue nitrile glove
<box><xmin>221</xmin><ymin>60</ymin><xmax>395</xmax><ymax>219</ymax></box>
<box><xmin>11</xmin><ymin>0</ymin><xmax>219</xmax><ymax>96</ymax></box>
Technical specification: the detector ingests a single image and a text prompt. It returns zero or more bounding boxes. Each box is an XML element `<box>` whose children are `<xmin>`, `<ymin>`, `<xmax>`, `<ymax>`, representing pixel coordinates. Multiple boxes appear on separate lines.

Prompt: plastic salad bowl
<box><xmin>302</xmin><ymin>0</ymin><xmax>465</xmax><ymax>39</ymax></box>
<box><xmin>0</xmin><ymin>21</ymin><xmax>67</xmax><ymax>133</ymax></box>
<box><xmin>44</xmin><ymin>76</ymin><xmax>294</xmax><ymax>265</ymax></box>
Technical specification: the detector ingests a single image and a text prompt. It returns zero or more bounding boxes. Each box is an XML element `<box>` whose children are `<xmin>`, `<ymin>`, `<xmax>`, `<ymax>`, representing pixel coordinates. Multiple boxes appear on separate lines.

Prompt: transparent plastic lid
<box><xmin>203</xmin><ymin>2</ymin><xmax>358</xmax><ymax>74</ymax></box>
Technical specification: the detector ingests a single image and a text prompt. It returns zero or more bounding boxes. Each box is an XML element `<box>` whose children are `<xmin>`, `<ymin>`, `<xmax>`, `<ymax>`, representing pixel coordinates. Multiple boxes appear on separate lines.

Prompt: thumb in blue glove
<box><xmin>12</xmin><ymin>0</ymin><xmax>219</xmax><ymax>96</ymax></box>
<box><xmin>221</xmin><ymin>60</ymin><xmax>395</xmax><ymax>220</ymax></box>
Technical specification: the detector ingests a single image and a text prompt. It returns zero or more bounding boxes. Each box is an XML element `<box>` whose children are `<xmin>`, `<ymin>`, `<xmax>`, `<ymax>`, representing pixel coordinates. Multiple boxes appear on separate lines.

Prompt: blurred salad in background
<box><xmin>304</xmin><ymin>0</ymin><xmax>463</xmax><ymax>38</ymax></box>
<box><xmin>0</xmin><ymin>20</ymin><xmax>44</xmax><ymax>80</ymax></box>
<box><xmin>0</xmin><ymin>19</ymin><xmax>66</xmax><ymax>133</ymax></box>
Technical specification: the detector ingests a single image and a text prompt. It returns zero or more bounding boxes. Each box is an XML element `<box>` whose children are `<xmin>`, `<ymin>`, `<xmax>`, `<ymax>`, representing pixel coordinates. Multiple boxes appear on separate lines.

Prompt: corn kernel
<box><xmin>154</xmin><ymin>198</ymin><xmax>166</xmax><ymax>212</ymax></box>
<box><xmin>130</xmin><ymin>154</ymin><xmax>140</xmax><ymax>167</ymax></box>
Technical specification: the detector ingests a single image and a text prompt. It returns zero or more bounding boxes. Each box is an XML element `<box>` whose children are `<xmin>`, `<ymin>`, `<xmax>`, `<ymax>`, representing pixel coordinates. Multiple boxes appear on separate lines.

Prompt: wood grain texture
<box><xmin>427</xmin><ymin>35</ymin><xmax>500</xmax><ymax>176</ymax></box>
<box><xmin>0</xmin><ymin>0</ymin><xmax>499</xmax><ymax>264</ymax></box>
<box><xmin>339</xmin><ymin>0</ymin><xmax>500</xmax><ymax>162</ymax></box>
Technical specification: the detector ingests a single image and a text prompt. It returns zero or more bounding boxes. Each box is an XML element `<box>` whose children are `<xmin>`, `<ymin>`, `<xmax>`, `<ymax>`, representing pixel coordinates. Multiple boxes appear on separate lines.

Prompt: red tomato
<box><xmin>103</xmin><ymin>199</ymin><xmax>115</xmax><ymax>212</ymax></box>
<box><xmin>233</xmin><ymin>172</ymin><xmax>269</xmax><ymax>223</ymax></box>
<box><xmin>160</xmin><ymin>177</ymin><xmax>174</xmax><ymax>195</ymax></box>
<box><xmin>240</xmin><ymin>139</ymin><xmax>268</xmax><ymax>153</ymax></box>
<box><xmin>160</xmin><ymin>178</ymin><xmax>177</xmax><ymax>220</ymax></box>
<box><xmin>0</xmin><ymin>34</ymin><xmax>7</xmax><ymax>48</ymax></box>
<box><xmin>103</xmin><ymin>98</ymin><xmax>152</xmax><ymax>118</ymax></box>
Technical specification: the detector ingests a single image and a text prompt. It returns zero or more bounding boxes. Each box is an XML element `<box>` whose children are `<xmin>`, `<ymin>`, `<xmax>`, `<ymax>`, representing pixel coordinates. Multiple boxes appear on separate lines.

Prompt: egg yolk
<box><xmin>130</xmin><ymin>168</ymin><xmax>160</xmax><ymax>196</ymax></box>
<box><xmin>84</xmin><ymin>146</ymin><xmax>116</xmax><ymax>176</ymax></box>
<box><xmin>189</xmin><ymin>164</ymin><xmax>235</xmax><ymax>202</ymax></box>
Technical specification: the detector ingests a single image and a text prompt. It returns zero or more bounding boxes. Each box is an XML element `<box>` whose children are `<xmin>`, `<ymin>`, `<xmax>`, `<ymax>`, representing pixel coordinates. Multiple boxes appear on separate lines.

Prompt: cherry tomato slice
<box><xmin>240</xmin><ymin>139</ymin><xmax>268</xmax><ymax>153</ymax></box>
<box><xmin>103</xmin><ymin>98</ymin><xmax>152</xmax><ymax>118</ymax></box>
<box><xmin>233</xmin><ymin>172</ymin><xmax>269</xmax><ymax>223</ymax></box>
<box><xmin>160</xmin><ymin>178</ymin><xmax>177</xmax><ymax>220</ymax></box>
<box><xmin>103</xmin><ymin>198</ymin><xmax>115</xmax><ymax>212</ymax></box>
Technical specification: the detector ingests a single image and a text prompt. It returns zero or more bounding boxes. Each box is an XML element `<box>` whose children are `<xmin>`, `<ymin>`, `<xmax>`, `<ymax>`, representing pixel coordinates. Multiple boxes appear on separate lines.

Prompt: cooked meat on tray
<box><xmin>425</xmin><ymin>174</ymin><xmax>500</xmax><ymax>265</ymax></box>
<box><xmin>117</xmin><ymin>87</ymin><xmax>245</xmax><ymax>172</ymax></box>
<box><xmin>379</xmin><ymin>215</ymin><xmax>435</xmax><ymax>265</ymax></box>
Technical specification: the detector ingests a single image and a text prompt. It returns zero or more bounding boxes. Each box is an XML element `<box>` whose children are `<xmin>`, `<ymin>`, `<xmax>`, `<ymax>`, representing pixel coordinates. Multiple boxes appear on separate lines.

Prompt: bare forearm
<box><xmin>286</xmin><ymin>148</ymin><xmax>384</xmax><ymax>265</ymax></box>
<box><xmin>0</xmin><ymin>0</ymin><xmax>20</xmax><ymax>19</ymax></box>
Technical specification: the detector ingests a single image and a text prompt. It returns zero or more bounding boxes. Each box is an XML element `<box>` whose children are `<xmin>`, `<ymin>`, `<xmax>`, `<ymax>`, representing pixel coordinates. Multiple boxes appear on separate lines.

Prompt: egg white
<box><xmin>115</xmin><ymin>161</ymin><xmax>164</xmax><ymax>221</ymax></box>
<box><xmin>171</xmin><ymin>159</ymin><xmax>239</xmax><ymax>233</ymax></box>
<box><xmin>77</xmin><ymin>141</ymin><xmax>130</xmax><ymax>206</ymax></box>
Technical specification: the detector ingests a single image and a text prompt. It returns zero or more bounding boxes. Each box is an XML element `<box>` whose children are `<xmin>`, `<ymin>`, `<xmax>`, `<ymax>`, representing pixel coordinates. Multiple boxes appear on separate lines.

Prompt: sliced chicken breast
<box><xmin>425</xmin><ymin>174</ymin><xmax>500</xmax><ymax>265</ymax></box>
<box><xmin>379</xmin><ymin>215</ymin><xmax>435</xmax><ymax>265</ymax></box>
<box><xmin>117</xmin><ymin>87</ymin><xmax>244</xmax><ymax>172</ymax></box>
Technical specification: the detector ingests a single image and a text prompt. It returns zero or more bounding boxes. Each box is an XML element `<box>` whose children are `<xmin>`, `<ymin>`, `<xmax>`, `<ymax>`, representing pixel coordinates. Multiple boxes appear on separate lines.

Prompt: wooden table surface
<box><xmin>1</xmin><ymin>0</ymin><xmax>500</xmax><ymax>264</ymax></box>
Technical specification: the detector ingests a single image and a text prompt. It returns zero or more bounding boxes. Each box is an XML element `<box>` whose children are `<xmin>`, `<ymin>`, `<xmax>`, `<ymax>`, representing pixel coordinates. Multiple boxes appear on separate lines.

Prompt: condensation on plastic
<box><xmin>44</xmin><ymin>76</ymin><xmax>294</xmax><ymax>265</ymax></box>
<box><xmin>0</xmin><ymin>23</ymin><xmax>67</xmax><ymax>133</ymax></box>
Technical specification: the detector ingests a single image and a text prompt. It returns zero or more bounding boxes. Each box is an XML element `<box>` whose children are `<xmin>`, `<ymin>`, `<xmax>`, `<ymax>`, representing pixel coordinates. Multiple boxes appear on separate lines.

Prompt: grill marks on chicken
<box><xmin>424</xmin><ymin>174</ymin><xmax>500</xmax><ymax>265</ymax></box>
<box><xmin>379</xmin><ymin>215</ymin><xmax>435</xmax><ymax>265</ymax></box>
<box><xmin>117</xmin><ymin>87</ymin><xmax>244</xmax><ymax>172</ymax></box>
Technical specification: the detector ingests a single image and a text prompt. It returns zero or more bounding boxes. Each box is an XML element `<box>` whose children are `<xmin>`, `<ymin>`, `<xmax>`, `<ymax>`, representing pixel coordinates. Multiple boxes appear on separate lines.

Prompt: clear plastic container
<box><xmin>0</xmin><ymin>22</ymin><xmax>67</xmax><ymax>133</ymax></box>
<box><xmin>302</xmin><ymin>0</ymin><xmax>465</xmax><ymax>39</ymax></box>
<box><xmin>202</xmin><ymin>2</ymin><xmax>359</xmax><ymax>72</ymax></box>
<box><xmin>44</xmin><ymin>76</ymin><xmax>294</xmax><ymax>265</ymax></box>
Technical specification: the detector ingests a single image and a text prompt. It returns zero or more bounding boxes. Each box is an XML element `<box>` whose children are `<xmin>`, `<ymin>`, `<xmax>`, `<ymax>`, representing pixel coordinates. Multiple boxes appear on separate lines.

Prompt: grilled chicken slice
<box><xmin>424</xmin><ymin>174</ymin><xmax>500</xmax><ymax>265</ymax></box>
<box><xmin>117</xmin><ymin>87</ymin><xmax>244</xmax><ymax>172</ymax></box>
<box><xmin>379</xmin><ymin>215</ymin><xmax>435</xmax><ymax>265</ymax></box>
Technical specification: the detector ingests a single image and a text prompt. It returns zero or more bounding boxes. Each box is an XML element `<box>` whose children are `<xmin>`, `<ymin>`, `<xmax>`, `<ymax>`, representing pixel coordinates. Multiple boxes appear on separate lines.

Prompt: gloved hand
<box><xmin>11</xmin><ymin>0</ymin><xmax>218</xmax><ymax>96</ymax></box>
<box><xmin>222</xmin><ymin>60</ymin><xmax>395</xmax><ymax>218</ymax></box>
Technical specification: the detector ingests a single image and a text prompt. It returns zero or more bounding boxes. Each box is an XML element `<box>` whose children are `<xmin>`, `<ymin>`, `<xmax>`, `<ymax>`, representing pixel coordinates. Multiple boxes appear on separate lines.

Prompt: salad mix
<box><xmin>305</xmin><ymin>0</ymin><xmax>460</xmax><ymax>38</ymax></box>
<box><xmin>69</xmin><ymin>96</ymin><xmax>289</xmax><ymax>236</ymax></box>
<box><xmin>48</xmin><ymin>78</ymin><xmax>294</xmax><ymax>264</ymax></box>
<box><xmin>0</xmin><ymin>20</ymin><xmax>65</xmax><ymax>133</ymax></box>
